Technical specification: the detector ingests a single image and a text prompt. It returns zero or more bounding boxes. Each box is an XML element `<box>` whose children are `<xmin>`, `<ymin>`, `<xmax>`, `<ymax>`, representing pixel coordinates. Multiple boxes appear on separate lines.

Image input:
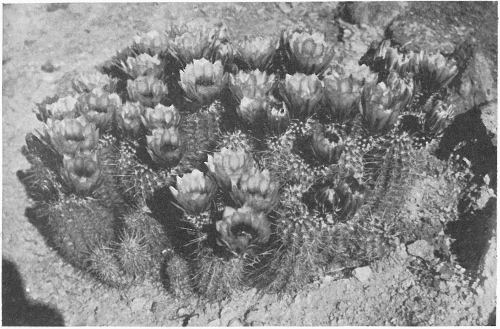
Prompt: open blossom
<box><xmin>216</xmin><ymin>206</ymin><xmax>271</xmax><ymax>254</ymax></box>
<box><xmin>266</xmin><ymin>95</ymin><xmax>290</xmax><ymax>133</ymax></box>
<box><xmin>179</xmin><ymin>59</ymin><xmax>227</xmax><ymax>105</ymax></box>
<box><xmin>288</xmin><ymin>31</ymin><xmax>335</xmax><ymax>75</ymax></box>
<box><xmin>206</xmin><ymin>147</ymin><xmax>256</xmax><ymax>189</ymax></box>
<box><xmin>360</xmin><ymin>81</ymin><xmax>407</xmax><ymax>134</ymax></box>
<box><xmin>61</xmin><ymin>151</ymin><xmax>102</xmax><ymax>195</ymax></box>
<box><xmin>236</xmin><ymin>36</ymin><xmax>278</xmax><ymax>70</ymax></box>
<box><xmin>37</xmin><ymin>96</ymin><xmax>78</xmax><ymax>122</ymax></box>
<box><xmin>416</xmin><ymin>51</ymin><xmax>458</xmax><ymax>91</ymax></box>
<box><xmin>230</xmin><ymin>168</ymin><xmax>280</xmax><ymax>213</ymax></box>
<box><xmin>121</xmin><ymin>54</ymin><xmax>162</xmax><ymax>79</ymax></box>
<box><xmin>76</xmin><ymin>88</ymin><xmax>122</xmax><ymax>130</ymax></box>
<box><xmin>146</xmin><ymin>127</ymin><xmax>182</xmax><ymax>167</ymax></box>
<box><xmin>169</xmin><ymin>169</ymin><xmax>216</xmax><ymax>215</ymax></box>
<box><xmin>323</xmin><ymin>74</ymin><xmax>362</xmax><ymax>122</ymax></box>
<box><xmin>311</xmin><ymin>124</ymin><xmax>345</xmax><ymax>164</ymax></box>
<box><xmin>316</xmin><ymin>177</ymin><xmax>365</xmax><ymax>220</ymax></box>
<box><xmin>141</xmin><ymin>104</ymin><xmax>181</xmax><ymax>131</ymax></box>
<box><xmin>229</xmin><ymin>70</ymin><xmax>275</xmax><ymax>101</ymax></box>
<box><xmin>72</xmin><ymin>71</ymin><xmax>114</xmax><ymax>94</ymax></box>
<box><xmin>46</xmin><ymin>116</ymin><xmax>99</xmax><ymax>155</ymax></box>
<box><xmin>117</xmin><ymin>101</ymin><xmax>144</xmax><ymax>136</ymax></box>
<box><xmin>132</xmin><ymin>30</ymin><xmax>168</xmax><ymax>54</ymax></box>
<box><xmin>283</xmin><ymin>73</ymin><xmax>323</xmax><ymax>119</ymax></box>
<box><xmin>127</xmin><ymin>75</ymin><xmax>169</xmax><ymax>107</ymax></box>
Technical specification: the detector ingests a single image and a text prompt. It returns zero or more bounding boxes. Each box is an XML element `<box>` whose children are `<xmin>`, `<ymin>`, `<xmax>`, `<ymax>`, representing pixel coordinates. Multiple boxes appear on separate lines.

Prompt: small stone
<box><xmin>227</xmin><ymin>317</ymin><xmax>243</xmax><ymax>326</ymax></box>
<box><xmin>41</xmin><ymin>61</ymin><xmax>57</xmax><ymax>73</ymax></box>
<box><xmin>177</xmin><ymin>307</ymin><xmax>190</xmax><ymax>317</ymax></box>
<box><xmin>407</xmin><ymin>240</ymin><xmax>435</xmax><ymax>261</ymax></box>
<box><xmin>353</xmin><ymin>266</ymin><xmax>372</xmax><ymax>283</ymax></box>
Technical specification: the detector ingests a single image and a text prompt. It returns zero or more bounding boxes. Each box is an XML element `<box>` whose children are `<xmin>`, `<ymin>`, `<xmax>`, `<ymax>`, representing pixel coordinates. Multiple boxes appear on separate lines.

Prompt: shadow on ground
<box><xmin>2</xmin><ymin>258</ymin><xmax>65</xmax><ymax>326</ymax></box>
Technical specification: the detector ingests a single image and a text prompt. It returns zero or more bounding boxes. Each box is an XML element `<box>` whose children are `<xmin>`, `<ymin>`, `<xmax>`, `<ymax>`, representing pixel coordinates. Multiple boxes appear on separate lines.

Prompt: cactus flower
<box><xmin>288</xmin><ymin>31</ymin><xmax>335</xmax><ymax>75</ymax></box>
<box><xmin>61</xmin><ymin>152</ymin><xmax>102</xmax><ymax>194</ymax></box>
<box><xmin>311</xmin><ymin>125</ymin><xmax>345</xmax><ymax>163</ymax></box>
<box><xmin>179</xmin><ymin>59</ymin><xmax>226</xmax><ymax>105</ymax></box>
<box><xmin>76</xmin><ymin>88</ymin><xmax>122</xmax><ymax>130</ymax></box>
<box><xmin>323</xmin><ymin>74</ymin><xmax>362</xmax><ymax>122</ymax></box>
<box><xmin>169</xmin><ymin>169</ymin><xmax>216</xmax><ymax>215</ymax></box>
<box><xmin>230</xmin><ymin>168</ymin><xmax>280</xmax><ymax>213</ymax></box>
<box><xmin>206</xmin><ymin>147</ymin><xmax>256</xmax><ymax>189</ymax></box>
<box><xmin>117</xmin><ymin>101</ymin><xmax>144</xmax><ymax>136</ymax></box>
<box><xmin>423</xmin><ymin>101</ymin><xmax>456</xmax><ymax>136</ymax></box>
<box><xmin>72</xmin><ymin>71</ymin><xmax>114</xmax><ymax>93</ymax></box>
<box><xmin>216</xmin><ymin>206</ymin><xmax>271</xmax><ymax>254</ymax></box>
<box><xmin>266</xmin><ymin>95</ymin><xmax>290</xmax><ymax>133</ymax></box>
<box><xmin>39</xmin><ymin>96</ymin><xmax>78</xmax><ymax>121</ymax></box>
<box><xmin>133</xmin><ymin>30</ymin><xmax>168</xmax><ymax>54</ymax></box>
<box><xmin>283</xmin><ymin>73</ymin><xmax>323</xmax><ymax>119</ymax></box>
<box><xmin>229</xmin><ymin>70</ymin><xmax>275</xmax><ymax>102</ymax></box>
<box><xmin>127</xmin><ymin>75</ymin><xmax>169</xmax><ymax>107</ymax></box>
<box><xmin>170</xmin><ymin>29</ymin><xmax>213</xmax><ymax>64</ymax></box>
<box><xmin>141</xmin><ymin>104</ymin><xmax>181</xmax><ymax>131</ymax></box>
<box><xmin>121</xmin><ymin>54</ymin><xmax>162</xmax><ymax>79</ymax></box>
<box><xmin>47</xmin><ymin>116</ymin><xmax>99</xmax><ymax>155</ymax></box>
<box><xmin>316</xmin><ymin>177</ymin><xmax>365</xmax><ymax>220</ymax></box>
<box><xmin>236</xmin><ymin>36</ymin><xmax>277</xmax><ymax>70</ymax></box>
<box><xmin>360</xmin><ymin>82</ymin><xmax>405</xmax><ymax>133</ymax></box>
<box><xmin>416</xmin><ymin>51</ymin><xmax>458</xmax><ymax>90</ymax></box>
<box><xmin>146</xmin><ymin>128</ymin><xmax>182</xmax><ymax>167</ymax></box>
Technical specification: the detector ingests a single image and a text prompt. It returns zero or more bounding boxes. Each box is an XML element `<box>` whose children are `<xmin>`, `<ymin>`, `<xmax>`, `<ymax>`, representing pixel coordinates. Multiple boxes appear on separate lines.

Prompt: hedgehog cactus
<box><xmin>19</xmin><ymin>21</ymin><xmax>469</xmax><ymax>300</ymax></box>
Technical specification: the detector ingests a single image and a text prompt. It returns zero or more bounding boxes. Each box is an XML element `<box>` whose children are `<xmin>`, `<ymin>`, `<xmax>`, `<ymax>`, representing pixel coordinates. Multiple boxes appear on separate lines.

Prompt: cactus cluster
<box><xmin>20</xmin><ymin>22</ymin><xmax>470</xmax><ymax>298</ymax></box>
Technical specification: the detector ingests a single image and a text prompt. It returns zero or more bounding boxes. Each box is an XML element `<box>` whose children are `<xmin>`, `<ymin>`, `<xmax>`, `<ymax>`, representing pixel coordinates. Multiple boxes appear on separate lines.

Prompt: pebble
<box><xmin>407</xmin><ymin>240</ymin><xmax>435</xmax><ymax>261</ymax></box>
<box><xmin>353</xmin><ymin>266</ymin><xmax>372</xmax><ymax>283</ymax></box>
<box><xmin>41</xmin><ymin>60</ymin><xmax>57</xmax><ymax>73</ymax></box>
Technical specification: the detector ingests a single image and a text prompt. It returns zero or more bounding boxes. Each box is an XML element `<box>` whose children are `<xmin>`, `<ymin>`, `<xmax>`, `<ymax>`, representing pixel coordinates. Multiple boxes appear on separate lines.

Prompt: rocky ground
<box><xmin>2</xmin><ymin>2</ymin><xmax>497</xmax><ymax>326</ymax></box>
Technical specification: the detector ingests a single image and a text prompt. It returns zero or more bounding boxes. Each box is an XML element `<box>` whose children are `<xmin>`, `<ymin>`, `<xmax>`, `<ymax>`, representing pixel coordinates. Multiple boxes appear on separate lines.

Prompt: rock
<box><xmin>407</xmin><ymin>240</ymin><xmax>435</xmax><ymax>261</ymax></box>
<box><xmin>388</xmin><ymin>11</ymin><xmax>472</xmax><ymax>55</ymax></box>
<box><xmin>177</xmin><ymin>307</ymin><xmax>190</xmax><ymax>317</ymax></box>
<box><xmin>41</xmin><ymin>61</ymin><xmax>57</xmax><ymax>73</ymax></box>
<box><xmin>227</xmin><ymin>317</ymin><xmax>244</xmax><ymax>326</ymax></box>
<box><xmin>353</xmin><ymin>266</ymin><xmax>372</xmax><ymax>283</ymax></box>
<box><xmin>480</xmin><ymin>103</ymin><xmax>497</xmax><ymax>146</ymax></box>
<box><xmin>339</xmin><ymin>2</ymin><xmax>409</xmax><ymax>28</ymax></box>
